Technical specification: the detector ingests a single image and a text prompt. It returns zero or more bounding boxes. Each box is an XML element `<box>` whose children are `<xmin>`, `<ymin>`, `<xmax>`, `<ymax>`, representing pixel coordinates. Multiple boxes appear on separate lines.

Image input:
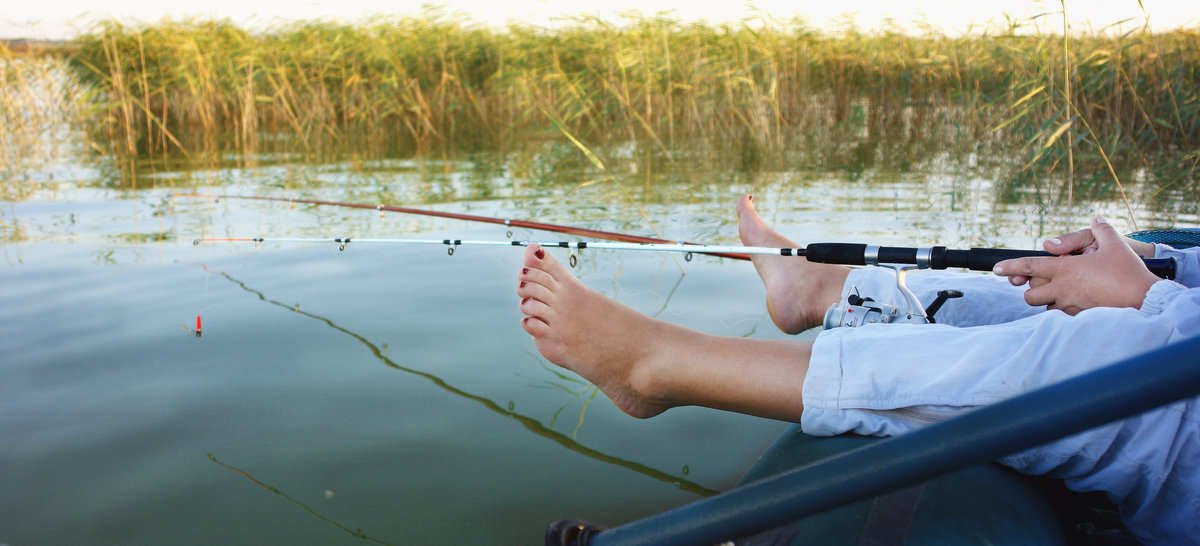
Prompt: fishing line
<box><xmin>176</xmin><ymin>260</ymin><xmax>241</xmax><ymax>338</ymax></box>
<box><xmin>176</xmin><ymin>261</ymin><xmax>216</xmax><ymax>337</ymax></box>
<box><xmin>197</xmin><ymin>269</ymin><xmax>209</xmax><ymax>337</ymax></box>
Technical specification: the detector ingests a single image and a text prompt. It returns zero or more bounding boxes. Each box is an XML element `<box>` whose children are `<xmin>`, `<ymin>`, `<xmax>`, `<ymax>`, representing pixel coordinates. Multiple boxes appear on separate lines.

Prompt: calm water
<box><xmin>3</xmin><ymin>109</ymin><xmax>1197</xmax><ymax>544</ymax></box>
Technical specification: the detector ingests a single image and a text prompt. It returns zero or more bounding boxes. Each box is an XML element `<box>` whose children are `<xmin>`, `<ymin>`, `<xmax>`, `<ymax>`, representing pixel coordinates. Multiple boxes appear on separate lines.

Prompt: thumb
<box><xmin>1043</xmin><ymin>226</ymin><xmax>1097</xmax><ymax>255</ymax></box>
<box><xmin>1090</xmin><ymin>216</ymin><xmax>1123</xmax><ymax>250</ymax></box>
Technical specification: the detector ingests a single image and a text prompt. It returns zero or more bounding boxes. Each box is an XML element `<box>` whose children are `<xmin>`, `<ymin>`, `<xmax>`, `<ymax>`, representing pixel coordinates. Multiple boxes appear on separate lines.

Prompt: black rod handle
<box><xmin>949</xmin><ymin>248</ymin><xmax>1176</xmax><ymax>280</ymax></box>
<box><xmin>804</xmin><ymin>243</ymin><xmax>1176</xmax><ymax>279</ymax></box>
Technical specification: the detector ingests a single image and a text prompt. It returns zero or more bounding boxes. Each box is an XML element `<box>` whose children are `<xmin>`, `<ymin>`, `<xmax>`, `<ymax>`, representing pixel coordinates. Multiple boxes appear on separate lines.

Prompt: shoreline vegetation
<box><xmin>2</xmin><ymin>12</ymin><xmax>1198</xmax><ymax>213</ymax></box>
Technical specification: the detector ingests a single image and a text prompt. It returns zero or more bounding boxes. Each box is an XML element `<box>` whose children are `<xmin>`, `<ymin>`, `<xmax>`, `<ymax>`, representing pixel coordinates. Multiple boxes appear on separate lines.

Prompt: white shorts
<box><xmin>801</xmin><ymin>267</ymin><xmax>1200</xmax><ymax>543</ymax></box>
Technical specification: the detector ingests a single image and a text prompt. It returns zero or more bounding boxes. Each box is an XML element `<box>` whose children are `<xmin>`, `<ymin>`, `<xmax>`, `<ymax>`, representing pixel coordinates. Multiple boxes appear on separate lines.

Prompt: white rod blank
<box><xmin>194</xmin><ymin>237</ymin><xmax>804</xmax><ymax>256</ymax></box>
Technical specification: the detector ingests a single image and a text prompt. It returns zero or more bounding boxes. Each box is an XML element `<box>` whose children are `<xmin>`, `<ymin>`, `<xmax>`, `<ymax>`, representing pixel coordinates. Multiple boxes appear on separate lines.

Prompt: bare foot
<box><xmin>517</xmin><ymin>244</ymin><xmax>678</xmax><ymax>418</ymax></box>
<box><xmin>517</xmin><ymin>242</ymin><xmax>814</xmax><ymax>422</ymax></box>
<box><xmin>737</xmin><ymin>194</ymin><xmax>849</xmax><ymax>333</ymax></box>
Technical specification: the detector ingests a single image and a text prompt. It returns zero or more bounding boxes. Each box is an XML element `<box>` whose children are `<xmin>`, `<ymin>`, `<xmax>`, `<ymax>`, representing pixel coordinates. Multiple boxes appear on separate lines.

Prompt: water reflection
<box><xmin>206</xmin><ymin>453</ymin><xmax>396</xmax><ymax>546</ymax></box>
<box><xmin>7</xmin><ymin>122</ymin><xmax>1197</xmax><ymax>252</ymax></box>
<box><xmin>203</xmin><ymin>264</ymin><xmax>719</xmax><ymax>497</ymax></box>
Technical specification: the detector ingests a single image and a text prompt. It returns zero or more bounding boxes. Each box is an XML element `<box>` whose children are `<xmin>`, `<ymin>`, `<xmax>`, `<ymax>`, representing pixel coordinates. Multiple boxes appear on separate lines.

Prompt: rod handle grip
<box><xmin>949</xmin><ymin>248</ymin><xmax>1176</xmax><ymax>280</ymax></box>
<box><xmin>804</xmin><ymin>243</ymin><xmax>869</xmax><ymax>265</ymax></box>
<box><xmin>804</xmin><ymin>244</ymin><xmax>1177</xmax><ymax>279</ymax></box>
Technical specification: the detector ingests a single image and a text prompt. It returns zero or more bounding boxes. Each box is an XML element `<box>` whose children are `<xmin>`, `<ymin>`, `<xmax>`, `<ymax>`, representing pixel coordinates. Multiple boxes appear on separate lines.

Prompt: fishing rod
<box><xmin>175</xmin><ymin>193</ymin><xmax>750</xmax><ymax>261</ymax></box>
<box><xmin>193</xmin><ymin>236</ymin><xmax>1178</xmax><ymax>280</ymax></box>
<box><xmin>179</xmin><ymin>193</ymin><xmax>1177</xmax><ymax>277</ymax></box>
<box><xmin>197</xmin><ymin>237</ymin><xmax>781</xmax><ymax>259</ymax></box>
<box><xmin>185</xmin><ymin>193</ymin><xmax>1179</xmax><ymax>327</ymax></box>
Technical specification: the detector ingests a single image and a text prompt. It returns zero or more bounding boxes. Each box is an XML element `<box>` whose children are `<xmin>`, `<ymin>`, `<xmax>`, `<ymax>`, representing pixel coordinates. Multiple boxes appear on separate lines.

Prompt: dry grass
<box><xmin>2</xmin><ymin>12</ymin><xmax>1195</xmax><ymax>203</ymax></box>
<box><xmin>0</xmin><ymin>43</ymin><xmax>97</xmax><ymax>200</ymax></box>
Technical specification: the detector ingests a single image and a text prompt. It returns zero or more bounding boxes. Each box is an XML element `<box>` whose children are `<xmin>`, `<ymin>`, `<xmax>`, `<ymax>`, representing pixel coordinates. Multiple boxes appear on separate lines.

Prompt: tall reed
<box><xmin>0</xmin><ymin>41</ymin><xmax>96</xmax><ymax>201</ymax></box>
<box><xmin>49</xmin><ymin>13</ymin><xmax>1200</xmax><ymax>196</ymax></box>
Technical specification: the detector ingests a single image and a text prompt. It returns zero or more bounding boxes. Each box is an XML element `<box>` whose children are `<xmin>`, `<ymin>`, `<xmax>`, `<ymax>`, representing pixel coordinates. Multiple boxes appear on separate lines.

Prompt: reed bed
<box><xmin>0</xmin><ymin>42</ymin><xmax>97</xmax><ymax>201</ymax></box>
<box><xmin>10</xmin><ymin>13</ymin><xmax>1200</xmax><ymax>197</ymax></box>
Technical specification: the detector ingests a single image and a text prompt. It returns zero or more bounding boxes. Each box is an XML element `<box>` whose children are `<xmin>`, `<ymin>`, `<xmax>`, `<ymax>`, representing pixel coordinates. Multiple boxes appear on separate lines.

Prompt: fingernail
<box><xmin>535</xmin><ymin>248</ymin><xmax>544</xmax><ymax>259</ymax></box>
<box><xmin>520</xmin><ymin>281</ymin><xmax>526</xmax><ymax>288</ymax></box>
<box><xmin>748</xmin><ymin>194</ymin><xmax>753</xmax><ymax>201</ymax></box>
<box><xmin>521</xmin><ymin>297</ymin><xmax>529</xmax><ymax>305</ymax></box>
<box><xmin>522</xmin><ymin>267</ymin><xmax>528</xmax><ymax>274</ymax></box>
<box><xmin>1095</xmin><ymin>216</ymin><xmax>1109</xmax><ymax>224</ymax></box>
<box><xmin>1047</xmin><ymin>237</ymin><xmax>1062</xmax><ymax>246</ymax></box>
<box><xmin>992</xmin><ymin>265</ymin><xmax>1003</xmax><ymax>275</ymax></box>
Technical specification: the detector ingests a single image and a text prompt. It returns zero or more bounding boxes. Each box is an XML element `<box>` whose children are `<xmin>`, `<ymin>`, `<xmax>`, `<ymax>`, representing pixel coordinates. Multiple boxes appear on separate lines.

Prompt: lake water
<box><xmin>2</xmin><ymin>106</ymin><xmax>1196</xmax><ymax>544</ymax></box>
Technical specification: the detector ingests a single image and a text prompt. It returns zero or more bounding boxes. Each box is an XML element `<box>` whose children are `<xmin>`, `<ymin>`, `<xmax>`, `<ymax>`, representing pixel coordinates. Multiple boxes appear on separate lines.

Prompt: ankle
<box><xmin>622</xmin><ymin>326</ymin><xmax>685</xmax><ymax>410</ymax></box>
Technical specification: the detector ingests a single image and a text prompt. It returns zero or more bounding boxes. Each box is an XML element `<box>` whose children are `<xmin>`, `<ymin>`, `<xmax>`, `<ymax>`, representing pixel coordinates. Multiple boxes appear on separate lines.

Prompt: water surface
<box><xmin>2</xmin><ymin>126</ymin><xmax>1194</xmax><ymax>544</ymax></box>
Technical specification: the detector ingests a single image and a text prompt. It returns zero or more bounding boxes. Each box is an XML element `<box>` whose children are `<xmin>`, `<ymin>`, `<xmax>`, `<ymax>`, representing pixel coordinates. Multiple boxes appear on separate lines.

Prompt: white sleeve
<box><xmin>1154</xmin><ymin>245</ymin><xmax>1200</xmax><ymax>288</ymax></box>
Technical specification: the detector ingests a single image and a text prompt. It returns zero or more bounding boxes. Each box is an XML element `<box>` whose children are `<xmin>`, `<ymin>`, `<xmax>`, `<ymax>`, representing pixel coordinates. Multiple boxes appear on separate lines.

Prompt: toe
<box><xmin>518</xmin><ymin>278</ymin><xmax>554</xmax><ymax>304</ymax></box>
<box><xmin>521</xmin><ymin>315</ymin><xmax>550</xmax><ymax>337</ymax></box>
<box><xmin>523</xmin><ymin>244</ymin><xmax>547</xmax><ymax>268</ymax></box>
<box><xmin>519</xmin><ymin>297</ymin><xmax>552</xmax><ymax>321</ymax></box>
<box><xmin>524</xmin><ymin>243</ymin><xmax>573</xmax><ymax>282</ymax></box>
<box><xmin>518</xmin><ymin>264</ymin><xmax>556</xmax><ymax>289</ymax></box>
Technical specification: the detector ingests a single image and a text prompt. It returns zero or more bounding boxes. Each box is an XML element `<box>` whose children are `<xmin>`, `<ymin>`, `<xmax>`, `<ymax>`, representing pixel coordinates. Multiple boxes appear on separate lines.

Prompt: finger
<box><xmin>1007</xmin><ymin>274</ymin><xmax>1030</xmax><ymax>287</ymax></box>
<box><xmin>1091</xmin><ymin>217</ymin><xmax>1151</xmax><ymax>270</ymax></box>
<box><xmin>1028</xmin><ymin>276</ymin><xmax>1048</xmax><ymax>290</ymax></box>
<box><xmin>1023</xmin><ymin>284</ymin><xmax>1056</xmax><ymax>308</ymax></box>
<box><xmin>1043</xmin><ymin>300</ymin><xmax>1082</xmax><ymax>316</ymax></box>
<box><xmin>1058</xmin><ymin>305</ymin><xmax>1083</xmax><ymax>316</ymax></box>
<box><xmin>1043</xmin><ymin>227</ymin><xmax>1096</xmax><ymax>255</ymax></box>
<box><xmin>993</xmin><ymin>257</ymin><xmax>1028</xmax><ymax>277</ymax></box>
<box><xmin>994</xmin><ymin>256</ymin><xmax>1060</xmax><ymax>279</ymax></box>
<box><xmin>1089</xmin><ymin>216</ymin><xmax>1124</xmax><ymax>250</ymax></box>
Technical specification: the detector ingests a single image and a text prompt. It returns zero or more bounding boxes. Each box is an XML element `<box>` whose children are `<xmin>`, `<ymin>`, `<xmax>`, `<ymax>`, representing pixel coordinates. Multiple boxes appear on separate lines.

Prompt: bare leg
<box><xmin>518</xmin><ymin>244</ymin><xmax>811</xmax><ymax>421</ymax></box>
<box><xmin>737</xmin><ymin>194</ymin><xmax>850</xmax><ymax>334</ymax></box>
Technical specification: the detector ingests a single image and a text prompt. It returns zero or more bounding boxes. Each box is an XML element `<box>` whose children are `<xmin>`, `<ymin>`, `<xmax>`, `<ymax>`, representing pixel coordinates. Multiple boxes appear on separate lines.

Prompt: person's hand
<box><xmin>993</xmin><ymin>217</ymin><xmax>1160</xmax><ymax>315</ymax></box>
<box><xmin>1003</xmin><ymin>222</ymin><xmax>1157</xmax><ymax>287</ymax></box>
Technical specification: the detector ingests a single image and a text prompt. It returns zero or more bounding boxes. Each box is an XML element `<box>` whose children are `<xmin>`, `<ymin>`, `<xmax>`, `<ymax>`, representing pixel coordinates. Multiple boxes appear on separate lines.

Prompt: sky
<box><xmin>3</xmin><ymin>0</ymin><xmax>1199</xmax><ymax>40</ymax></box>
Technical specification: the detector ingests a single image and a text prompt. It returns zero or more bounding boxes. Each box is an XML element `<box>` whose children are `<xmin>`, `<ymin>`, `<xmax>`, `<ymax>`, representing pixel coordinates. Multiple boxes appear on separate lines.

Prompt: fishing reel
<box><xmin>823</xmin><ymin>264</ymin><xmax>962</xmax><ymax>329</ymax></box>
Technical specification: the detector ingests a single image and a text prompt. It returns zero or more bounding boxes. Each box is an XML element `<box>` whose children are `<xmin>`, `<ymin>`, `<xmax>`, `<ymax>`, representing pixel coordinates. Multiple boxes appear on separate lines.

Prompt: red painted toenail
<box><xmin>521</xmin><ymin>298</ymin><xmax>530</xmax><ymax>305</ymax></box>
<box><xmin>520</xmin><ymin>281</ymin><xmax>526</xmax><ymax>288</ymax></box>
<box><xmin>522</xmin><ymin>267</ymin><xmax>529</xmax><ymax>274</ymax></box>
<box><xmin>535</xmin><ymin>248</ymin><xmax>545</xmax><ymax>259</ymax></box>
